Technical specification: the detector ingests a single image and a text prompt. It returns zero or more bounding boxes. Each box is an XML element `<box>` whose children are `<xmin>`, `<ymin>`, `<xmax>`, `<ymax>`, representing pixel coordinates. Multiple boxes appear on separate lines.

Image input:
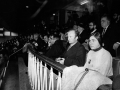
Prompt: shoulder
<box><xmin>102</xmin><ymin>48</ymin><xmax>110</xmax><ymax>54</ymax></box>
<box><xmin>87</xmin><ymin>48</ymin><xmax>111</xmax><ymax>55</ymax></box>
<box><xmin>76</xmin><ymin>43</ymin><xmax>86</xmax><ymax>53</ymax></box>
<box><xmin>87</xmin><ymin>50</ymin><xmax>93</xmax><ymax>55</ymax></box>
<box><xmin>54</xmin><ymin>40</ymin><xmax>62</xmax><ymax>45</ymax></box>
<box><xmin>76</xmin><ymin>42</ymin><xmax>84</xmax><ymax>47</ymax></box>
<box><xmin>77</xmin><ymin>42</ymin><xmax>86</xmax><ymax>49</ymax></box>
<box><xmin>101</xmin><ymin>48</ymin><xmax>112</xmax><ymax>57</ymax></box>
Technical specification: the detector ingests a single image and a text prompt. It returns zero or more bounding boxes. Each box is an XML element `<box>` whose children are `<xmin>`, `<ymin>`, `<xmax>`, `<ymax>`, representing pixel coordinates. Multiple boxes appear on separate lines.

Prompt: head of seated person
<box><xmin>43</xmin><ymin>35</ymin><xmax>49</xmax><ymax>43</ymax></box>
<box><xmin>88</xmin><ymin>32</ymin><xmax>102</xmax><ymax>51</ymax></box>
<box><xmin>67</xmin><ymin>29</ymin><xmax>80</xmax><ymax>46</ymax></box>
<box><xmin>0</xmin><ymin>53</ymin><xmax>4</xmax><ymax>65</ymax></box>
<box><xmin>48</xmin><ymin>34</ymin><xmax>60</xmax><ymax>47</ymax></box>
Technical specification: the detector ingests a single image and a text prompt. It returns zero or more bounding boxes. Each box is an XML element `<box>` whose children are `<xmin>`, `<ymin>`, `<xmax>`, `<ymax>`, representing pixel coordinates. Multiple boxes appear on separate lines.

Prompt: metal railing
<box><xmin>26</xmin><ymin>44</ymin><xmax>66</xmax><ymax>90</ymax></box>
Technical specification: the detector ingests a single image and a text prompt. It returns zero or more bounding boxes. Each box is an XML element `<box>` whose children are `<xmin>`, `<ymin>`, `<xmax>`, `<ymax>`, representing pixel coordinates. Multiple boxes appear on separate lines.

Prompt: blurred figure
<box><xmin>113</xmin><ymin>13</ymin><xmax>120</xmax><ymax>25</ymax></box>
<box><xmin>113</xmin><ymin>42</ymin><xmax>120</xmax><ymax>58</ymax></box>
<box><xmin>78</xmin><ymin>24</ymin><xmax>89</xmax><ymax>44</ymax></box>
<box><xmin>31</xmin><ymin>33</ymin><xmax>44</xmax><ymax>52</ymax></box>
<box><xmin>81</xmin><ymin>21</ymin><xmax>98</xmax><ymax>51</ymax></box>
<box><xmin>73</xmin><ymin>24</ymin><xmax>78</xmax><ymax>31</ymax></box>
<box><xmin>43</xmin><ymin>35</ymin><xmax>49</xmax><ymax>44</ymax></box>
<box><xmin>45</xmin><ymin>34</ymin><xmax>65</xmax><ymax>60</ymax></box>
<box><xmin>100</xmin><ymin>14</ymin><xmax>117</xmax><ymax>56</ymax></box>
<box><xmin>88</xmin><ymin>21</ymin><xmax>97</xmax><ymax>35</ymax></box>
<box><xmin>77</xmin><ymin>25</ymin><xmax>85</xmax><ymax>35</ymax></box>
<box><xmin>59</xmin><ymin>31</ymin><xmax>68</xmax><ymax>49</ymax></box>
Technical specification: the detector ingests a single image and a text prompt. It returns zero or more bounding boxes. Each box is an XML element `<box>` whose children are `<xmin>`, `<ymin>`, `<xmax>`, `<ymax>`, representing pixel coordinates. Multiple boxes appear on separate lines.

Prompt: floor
<box><xmin>0</xmin><ymin>55</ymin><xmax>32</xmax><ymax>90</ymax></box>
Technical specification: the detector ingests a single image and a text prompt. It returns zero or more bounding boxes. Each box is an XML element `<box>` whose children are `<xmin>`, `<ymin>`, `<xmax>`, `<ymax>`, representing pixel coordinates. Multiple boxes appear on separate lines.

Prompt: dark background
<box><xmin>0</xmin><ymin>0</ymin><xmax>120</xmax><ymax>34</ymax></box>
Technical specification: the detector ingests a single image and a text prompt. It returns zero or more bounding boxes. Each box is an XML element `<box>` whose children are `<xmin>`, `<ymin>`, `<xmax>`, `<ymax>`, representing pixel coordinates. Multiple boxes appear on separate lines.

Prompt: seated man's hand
<box><xmin>39</xmin><ymin>52</ymin><xmax>43</xmax><ymax>54</ymax></box>
<box><xmin>113</xmin><ymin>42</ymin><xmax>120</xmax><ymax>50</ymax></box>
<box><xmin>85</xmin><ymin>39</ymin><xmax>89</xmax><ymax>44</ymax></box>
<box><xmin>55</xmin><ymin>57</ymin><xmax>65</xmax><ymax>64</ymax></box>
<box><xmin>55</xmin><ymin>57</ymin><xmax>61</xmax><ymax>62</ymax></box>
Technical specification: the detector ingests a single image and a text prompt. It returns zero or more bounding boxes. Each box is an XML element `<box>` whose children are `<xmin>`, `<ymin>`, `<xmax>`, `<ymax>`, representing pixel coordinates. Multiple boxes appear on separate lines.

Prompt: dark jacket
<box><xmin>45</xmin><ymin>40</ymin><xmax>65</xmax><ymax>60</ymax></box>
<box><xmin>63</xmin><ymin>42</ymin><xmax>86</xmax><ymax>66</ymax></box>
<box><xmin>101</xmin><ymin>25</ymin><xmax>118</xmax><ymax>56</ymax></box>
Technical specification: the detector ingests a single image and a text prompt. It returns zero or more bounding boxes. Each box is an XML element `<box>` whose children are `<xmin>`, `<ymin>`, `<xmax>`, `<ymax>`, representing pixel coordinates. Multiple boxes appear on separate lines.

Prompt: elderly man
<box><xmin>100</xmin><ymin>14</ymin><xmax>118</xmax><ymax>56</ymax></box>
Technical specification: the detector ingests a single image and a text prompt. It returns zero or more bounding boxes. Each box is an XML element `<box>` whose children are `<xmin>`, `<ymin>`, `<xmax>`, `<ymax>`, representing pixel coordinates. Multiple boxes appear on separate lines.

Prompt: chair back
<box><xmin>113</xmin><ymin>57</ymin><xmax>120</xmax><ymax>78</ymax></box>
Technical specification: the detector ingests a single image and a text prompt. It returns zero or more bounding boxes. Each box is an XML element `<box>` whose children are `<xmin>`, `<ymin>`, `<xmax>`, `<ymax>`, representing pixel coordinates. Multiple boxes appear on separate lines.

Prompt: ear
<box><xmin>76</xmin><ymin>36</ymin><xmax>78</xmax><ymax>40</ymax></box>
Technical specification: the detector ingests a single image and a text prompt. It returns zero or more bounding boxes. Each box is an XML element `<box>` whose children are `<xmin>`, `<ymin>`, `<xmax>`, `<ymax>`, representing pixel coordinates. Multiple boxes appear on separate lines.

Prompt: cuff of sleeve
<box><xmin>116</xmin><ymin>42</ymin><xmax>120</xmax><ymax>44</ymax></box>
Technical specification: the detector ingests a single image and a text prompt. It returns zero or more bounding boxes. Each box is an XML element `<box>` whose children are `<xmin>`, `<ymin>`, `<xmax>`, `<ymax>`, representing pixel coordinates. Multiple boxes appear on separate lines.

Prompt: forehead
<box><xmin>89</xmin><ymin>36</ymin><xmax>97</xmax><ymax>41</ymax></box>
<box><xmin>68</xmin><ymin>30</ymin><xmax>75</xmax><ymax>36</ymax></box>
<box><xmin>78</xmin><ymin>26</ymin><xmax>84</xmax><ymax>29</ymax></box>
<box><xmin>73</xmin><ymin>25</ymin><xmax>77</xmax><ymax>27</ymax></box>
<box><xmin>34</xmin><ymin>33</ymin><xmax>38</xmax><ymax>36</ymax></box>
<box><xmin>44</xmin><ymin>36</ymin><xmax>47</xmax><ymax>38</ymax></box>
<box><xmin>49</xmin><ymin>35</ymin><xmax>54</xmax><ymax>38</ymax></box>
<box><xmin>89</xmin><ymin>22</ymin><xmax>94</xmax><ymax>25</ymax></box>
<box><xmin>101</xmin><ymin>17</ymin><xmax>108</xmax><ymax>22</ymax></box>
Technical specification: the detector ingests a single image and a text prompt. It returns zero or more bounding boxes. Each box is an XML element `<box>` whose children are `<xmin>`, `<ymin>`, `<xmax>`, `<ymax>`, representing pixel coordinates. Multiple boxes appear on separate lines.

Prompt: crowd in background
<box><xmin>0</xmin><ymin>12</ymin><xmax>120</xmax><ymax>63</ymax></box>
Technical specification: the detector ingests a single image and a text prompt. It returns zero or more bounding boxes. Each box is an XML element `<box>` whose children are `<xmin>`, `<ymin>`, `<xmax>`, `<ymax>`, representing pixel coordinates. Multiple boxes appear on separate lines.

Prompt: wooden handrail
<box><xmin>27</xmin><ymin>44</ymin><xmax>66</xmax><ymax>73</ymax></box>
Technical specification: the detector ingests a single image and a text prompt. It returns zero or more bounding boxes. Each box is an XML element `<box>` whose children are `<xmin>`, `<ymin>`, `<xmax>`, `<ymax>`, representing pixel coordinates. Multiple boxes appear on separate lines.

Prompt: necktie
<box><xmin>67</xmin><ymin>45</ymin><xmax>72</xmax><ymax>51</ymax></box>
<box><xmin>102</xmin><ymin>28</ymin><xmax>106</xmax><ymax>37</ymax></box>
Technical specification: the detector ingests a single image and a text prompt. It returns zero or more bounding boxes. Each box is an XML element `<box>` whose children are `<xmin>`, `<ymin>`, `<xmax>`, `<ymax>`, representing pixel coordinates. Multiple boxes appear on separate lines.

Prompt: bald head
<box><xmin>67</xmin><ymin>30</ymin><xmax>78</xmax><ymax>44</ymax></box>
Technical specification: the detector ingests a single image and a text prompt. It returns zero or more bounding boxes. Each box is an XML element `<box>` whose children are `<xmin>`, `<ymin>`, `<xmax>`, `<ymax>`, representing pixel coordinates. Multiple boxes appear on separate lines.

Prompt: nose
<box><xmin>68</xmin><ymin>37</ymin><xmax>70</xmax><ymax>41</ymax></box>
<box><xmin>89</xmin><ymin>41</ymin><xmax>92</xmax><ymax>46</ymax></box>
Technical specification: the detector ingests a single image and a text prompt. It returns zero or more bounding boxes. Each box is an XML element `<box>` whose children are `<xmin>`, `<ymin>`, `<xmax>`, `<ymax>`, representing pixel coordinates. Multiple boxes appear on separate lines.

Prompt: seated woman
<box><xmin>61</xmin><ymin>32</ymin><xmax>113</xmax><ymax>90</ymax></box>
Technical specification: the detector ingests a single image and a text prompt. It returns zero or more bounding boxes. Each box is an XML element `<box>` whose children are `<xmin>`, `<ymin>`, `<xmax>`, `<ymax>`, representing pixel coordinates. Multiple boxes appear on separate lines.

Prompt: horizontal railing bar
<box><xmin>27</xmin><ymin>44</ymin><xmax>66</xmax><ymax>73</ymax></box>
<box><xmin>9</xmin><ymin>47</ymin><xmax>23</xmax><ymax>58</ymax></box>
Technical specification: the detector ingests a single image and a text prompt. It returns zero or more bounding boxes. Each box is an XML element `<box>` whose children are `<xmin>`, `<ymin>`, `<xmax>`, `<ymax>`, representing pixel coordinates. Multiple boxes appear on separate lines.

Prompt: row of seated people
<box><xmin>5</xmin><ymin>26</ymin><xmax>117</xmax><ymax>90</ymax></box>
<box><xmin>72</xmin><ymin>14</ymin><xmax>120</xmax><ymax>58</ymax></box>
<box><xmin>0</xmin><ymin>16</ymin><xmax>120</xmax><ymax>89</ymax></box>
<box><xmin>33</xmin><ymin>28</ymin><xmax>119</xmax><ymax>90</ymax></box>
<box><xmin>1</xmin><ymin>17</ymin><xmax>118</xmax><ymax>89</ymax></box>
<box><xmin>12</xmin><ymin>13</ymin><xmax>120</xmax><ymax>90</ymax></box>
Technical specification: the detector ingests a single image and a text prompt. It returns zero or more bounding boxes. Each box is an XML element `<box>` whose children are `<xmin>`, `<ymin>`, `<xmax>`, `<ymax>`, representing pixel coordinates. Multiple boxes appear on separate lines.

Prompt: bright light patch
<box><xmin>11</xmin><ymin>32</ymin><xmax>18</xmax><ymax>36</ymax></box>
<box><xmin>4</xmin><ymin>31</ymin><xmax>10</xmax><ymax>36</ymax></box>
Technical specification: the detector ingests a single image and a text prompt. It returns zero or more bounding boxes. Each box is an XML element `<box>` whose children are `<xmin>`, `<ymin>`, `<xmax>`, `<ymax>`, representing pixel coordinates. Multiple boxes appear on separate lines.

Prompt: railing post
<box><xmin>36</xmin><ymin>58</ymin><xmax>40</xmax><ymax>90</ymax></box>
<box><xmin>27</xmin><ymin>47</ymin><xmax>65</xmax><ymax>90</ymax></box>
<box><xmin>40</xmin><ymin>61</ymin><xmax>43</xmax><ymax>90</ymax></box>
<box><xmin>57</xmin><ymin>72</ymin><xmax>62</xmax><ymax>90</ymax></box>
<box><xmin>42</xmin><ymin>63</ymin><xmax>47</xmax><ymax>90</ymax></box>
<box><xmin>49</xmin><ymin>67</ymin><xmax>54</xmax><ymax>90</ymax></box>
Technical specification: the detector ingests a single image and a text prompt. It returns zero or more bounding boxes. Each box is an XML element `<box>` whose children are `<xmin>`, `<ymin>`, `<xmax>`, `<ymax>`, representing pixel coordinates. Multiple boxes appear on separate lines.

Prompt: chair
<box><xmin>113</xmin><ymin>57</ymin><xmax>120</xmax><ymax>78</ymax></box>
<box><xmin>115</xmin><ymin>44</ymin><xmax>120</xmax><ymax>58</ymax></box>
<box><xmin>97</xmin><ymin>57</ymin><xmax>120</xmax><ymax>90</ymax></box>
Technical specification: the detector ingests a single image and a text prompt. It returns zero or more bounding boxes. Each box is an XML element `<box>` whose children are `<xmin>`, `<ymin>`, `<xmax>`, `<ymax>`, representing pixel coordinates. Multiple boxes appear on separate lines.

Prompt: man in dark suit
<box><xmin>88</xmin><ymin>21</ymin><xmax>98</xmax><ymax>35</ymax></box>
<box><xmin>100</xmin><ymin>14</ymin><xmax>118</xmax><ymax>56</ymax></box>
<box><xmin>45</xmin><ymin>34</ymin><xmax>65</xmax><ymax>60</ymax></box>
<box><xmin>56</xmin><ymin>29</ymin><xmax>86</xmax><ymax>66</ymax></box>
